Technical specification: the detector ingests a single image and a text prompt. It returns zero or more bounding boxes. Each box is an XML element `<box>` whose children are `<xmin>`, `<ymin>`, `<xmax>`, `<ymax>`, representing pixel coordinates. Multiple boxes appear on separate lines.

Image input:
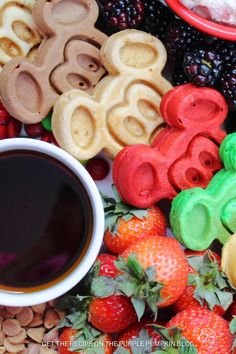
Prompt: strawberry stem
<box><xmin>188</xmin><ymin>250</ymin><xmax>235</xmax><ymax>311</ymax></box>
<box><xmin>115</xmin><ymin>254</ymin><xmax>164</xmax><ymax>320</ymax></box>
<box><xmin>102</xmin><ymin>185</ymin><xmax>148</xmax><ymax>234</ymax></box>
<box><xmin>150</xmin><ymin>325</ymin><xmax>197</xmax><ymax>354</ymax></box>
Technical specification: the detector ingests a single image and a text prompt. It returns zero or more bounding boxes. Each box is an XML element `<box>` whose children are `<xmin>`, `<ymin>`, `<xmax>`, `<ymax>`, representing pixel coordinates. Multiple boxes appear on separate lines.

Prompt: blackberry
<box><xmin>183</xmin><ymin>47</ymin><xmax>223</xmax><ymax>87</ymax></box>
<box><xmin>212</xmin><ymin>39</ymin><xmax>236</xmax><ymax>66</ymax></box>
<box><xmin>96</xmin><ymin>8</ymin><xmax>114</xmax><ymax>36</ymax></box>
<box><xmin>164</xmin><ymin>19</ymin><xmax>204</xmax><ymax>57</ymax></box>
<box><xmin>100</xmin><ymin>0</ymin><xmax>145</xmax><ymax>31</ymax></box>
<box><xmin>142</xmin><ymin>1</ymin><xmax>174</xmax><ymax>40</ymax></box>
<box><xmin>220</xmin><ymin>64</ymin><xmax>236</xmax><ymax>111</ymax></box>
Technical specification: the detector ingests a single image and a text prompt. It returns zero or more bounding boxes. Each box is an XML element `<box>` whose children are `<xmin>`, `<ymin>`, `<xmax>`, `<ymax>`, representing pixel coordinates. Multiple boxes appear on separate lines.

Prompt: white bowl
<box><xmin>0</xmin><ymin>138</ymin><xmax>104</xmax><ymax>306</ymax></box>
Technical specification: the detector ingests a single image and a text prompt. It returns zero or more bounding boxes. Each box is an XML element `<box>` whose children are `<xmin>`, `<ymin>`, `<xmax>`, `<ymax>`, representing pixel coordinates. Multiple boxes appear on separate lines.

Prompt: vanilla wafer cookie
<box><xmin>0</xmin><ymin>0</ymin><xmax>41</xmax><ymax>68</ymax></box>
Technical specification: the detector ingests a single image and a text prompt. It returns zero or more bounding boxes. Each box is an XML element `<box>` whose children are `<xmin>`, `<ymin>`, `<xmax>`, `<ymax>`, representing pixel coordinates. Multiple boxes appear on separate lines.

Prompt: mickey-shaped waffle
<box><xmin>171</xmin><ymin>133</ymin><xmax>236</xmax><ymax>251</ymax></box>
<box><xmin>52</xmin><ymin>29</ymin><xmax>172</xmax><ymax>160</ymax></box>
<box><xmin>0</xmin><ymin>0</ymin><xmax>107</xmax><ymax>123</ymax></box>
<box><xmin>222</xmin><ymin>233</ymin><xmax>236</xmax><ymax>288</ymax></box>
<box><xmin>0</xmin><ymin>0</ymin><xmax>41</xmax><ymax>68</ymax></box>
<box><xmin>113</xmin><ymin>84</ymin><xmax>227</xmax><ymax>208</ymax></box>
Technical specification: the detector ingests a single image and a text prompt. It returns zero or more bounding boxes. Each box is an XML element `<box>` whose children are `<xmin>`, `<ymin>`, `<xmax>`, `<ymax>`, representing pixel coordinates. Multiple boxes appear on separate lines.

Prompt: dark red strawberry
<box><xmin>96</xmin><ymin>253</ymin><xmax>121</xmax><ymax>278</ymax></box>
<box><xmin>167</xmin><ymin>307</ymin><xmax>233</xmax><ymax>353</ymax></box>
<box><xmin>89</xmin><ymin>294</ymin><xmax>137</xmax><ymax>333</ymax></box>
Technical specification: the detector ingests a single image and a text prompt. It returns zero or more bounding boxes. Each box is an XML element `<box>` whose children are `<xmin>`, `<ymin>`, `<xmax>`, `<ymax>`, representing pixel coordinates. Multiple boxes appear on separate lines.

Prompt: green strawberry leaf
<box><xmin>146</xmin><ymin>266</ymin><xmax>157</xmax><ymax>282</ymax></box>
<box><xmin>79</xmin><ymin>323</ymin><xmax>100</xmax><ymax>341</ymax></box>
<box><xmin>114</xmin><ymin>348</ymin><xmax>130</xmax><ymax>354</ymax></box>
<box><xmin>150</xmin><ymin>326</ymin><xmax>197</xmax><ymax>353</ymax></box>
<box><xmin>115</xmin><ymin>257</ymin><xmax>131</xmax><ymax>273</ymax></box>
<box><xmin>115</xmin><ymin>202</ymin><xmax>131</xmax><ymax>214</ymax></box>
<box><xmin>187</xmin><ymin>251</ymin><xmax>235</xmax><ymax>311</ymax></box>
<box><xmin>179</xmin><ymin>339</ymin><xmax>197</xmax><ymax>354</ymax></box>
<box><xmin>202</xmin><ymin>290</ymin><xmax>219</xmax><ymax>310</ymax></box>
<box><xmin>58</xmin><ymin>310</ymin><xmax>88</xmax><ymax>332</ymax></box>
<box><xmin>91</xmin><ymin>276</ymin><xmax>117</xmax><ymax>298</ymax></box>
<box><xmin>115</xmin><ymin>329</ymin><xmax>154</xmax><ymax>354</ymax></box>
<box><xmin>122</xmin><ymin>214</ymin><xmax>135</xmax><ymax>222</ymax></box>
<box><xmin>67</xmin><ymin>311</ymin><xmax>84</xmax><ymax>324</ymax></box>
<box><xmin>92</xmin><ymin>348</ymin><xmax>104</xmax><ymax>354</ymax></box>
<box><xmin>230</xmin><ymin>316</ymin><xmax>236</xmax><ymax>334</ymax></box>
<box><xmin>56</xmin><ymin>295</ymin><xmax>90</xmax><ymax>312</ymax></box>
<box><xmin>65</xmin><ymin>319</ymin><xmax>104</xmax><ymax>353</ymax></box>
<box><xmin>131</xmin><ymin>329</ymin><xmax>154</xmax><ymax>354</ymax></box>
<box><xmin>115</xmin><ymin>274</ymin><xmax>138</xmax><ymax>296</ymax></box>
<box><xmin>127</xmin><ymin>253</ymin><xmax>144</xmax><ymax>280</ymax></box>
<box><xmin>102</xmin><ymin>186</ymin><xmax>148</xmax><ymax>234</ymax></box>
<box><xmin>230</xmin><ymin>317</ymin><xmax>236</xmax><ymax>350</ymax></box>
<box><xmin>215</xmin><ymin>272</ymin><xmax>228</xmax><ymax>289</ymax></box>
<box><xmin>101</xmin><ymin>193</ymin><xmax>116</xmax><ymax>208</ymax></box>
<box><xmin>82</xmin><ymin>260</ymin><xmax>101</xmax><ymax>291</ymax></box>
<box><xmin>188</xmin><ymin>274</ymin><xmax>197</xmax><ymax>286</ymax></box>
<box><xmin>114</xmin><ymin>255</ymin><xmax>163</xmax><ymax>320</ymax></box>
<box><xmin>112</xmin><ymin>183</ymin><xmax>122</xmax><ymax>202</ymax></box>
<box><xmin>105</xmin><ymin>213</ymin><xmax>120</xmax><ymax>233</ymax></box>
<box><xmin>131</xmin><ymin>209</ymin><xmax>149</xmax><ymax>219</ymax></box>
<box><xmin>57</xmin><ymin>317</ymin><xmax>71</xmax><ymax>329</ymax></box>
<box><xmin>187</xmin><ymin>256</ymin><xmax>203</xmax><ymax>272</ymax></box>
<box><xmin>147</xmin><ymin>295</ymin><xmax>159</xmax><ymax>320</ymax></box>
<box><xmin>70</xmin><ymin>312</ymin><xmax>87</xmax><ymax>330</ymax></box>
<box><xmin>215</xmin><ymin>288</ymin><xmax>233</xmax><ymax>310</ymax></box>
<box><xmin>131</xmin><ymin>297</ymin><xmax>146</xmax><ymax>321</ymax></box>
<box><xmin>233</xmin><ymin>337</ymin><xmax>236</xmax><ymax>352</ymax></box>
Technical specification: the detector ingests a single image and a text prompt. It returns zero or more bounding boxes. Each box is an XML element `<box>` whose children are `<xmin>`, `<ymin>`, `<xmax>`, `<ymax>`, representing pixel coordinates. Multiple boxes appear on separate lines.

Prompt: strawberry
<box><xmin>166</xmin><ymin>307</ymin><xmax>234</xmax><ymax>354</ymax></box>
<box><xmin>120</xmin><ymin>235</ymin><xmax>189</xmax><ymax>310</ymax></box>
<box><xmin>58</xmin><ymin>327</ymin><xmax>113</xmax><ymax>354</ymax></box>
<box><xmin>89</xmin><ymin>295</ymin><xmax>137</xmax><ymax>333</ymax></box>
<box><xmin>89</xmin><ymin>253</ymin><xmax>137</xmax><ymax>333</ymax></box>
<box><xmin>96</xmin><ymin>253</ymin><xmax>121</xmax><ymax>278</ymax></box>
<box><xmin>92</xmin><ymin>236</ymin><xmax>188</xmax><ymax>322</ymax></box>
<box><xmin>230</xmin><ymin>317</ymin><xmax>236</xmax><ymax>353</ymax></box>
<box><xmin>58</xmin><ymin>328</ymin><xmax>77</xmax><ymax>354</ymax></box>
<box><xmin>58</xmin><ymin>253</ymin><xmax>137</xmax><ymax>335</ymax></box>
<box><xmin>115</xmin><ymin>319</ymin><xmax>162</xmax><ymax>353</ymax></box>
<box><xmin>103</xmin><ymin>186</ymin><xmax>166</xmax><ymax>254</ymax></box>
<box><xmin>173</xmin><ymin>250</ymin><xmax>234</xmax><ymax>316</ymax></box>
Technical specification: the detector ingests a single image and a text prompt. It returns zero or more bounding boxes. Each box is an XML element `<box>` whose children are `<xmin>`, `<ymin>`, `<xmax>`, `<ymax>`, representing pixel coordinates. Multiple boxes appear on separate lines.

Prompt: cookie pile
<box><xmin>0</xmin><ymin>303</ymin><xmax>63</xmax><ymax>353</ymax></box>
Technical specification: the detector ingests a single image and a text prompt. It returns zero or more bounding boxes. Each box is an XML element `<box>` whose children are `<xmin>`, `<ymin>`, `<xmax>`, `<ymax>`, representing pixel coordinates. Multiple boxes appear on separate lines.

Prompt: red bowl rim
<box><xmin>165</xmin><ymin>0</ymin><xmax>236</xmax><ymax>41</ymax></box>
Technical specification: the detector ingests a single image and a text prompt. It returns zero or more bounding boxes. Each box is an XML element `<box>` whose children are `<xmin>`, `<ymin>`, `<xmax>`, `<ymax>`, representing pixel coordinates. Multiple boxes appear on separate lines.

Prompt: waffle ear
<box><xmin>170</xmin><ymin>188</ymin><xmax>216</xmax><ymax>251</ymax></box>
<box><xmin>113</xmin><ymin>144</ymin><xmax>161</xmax><ymax>208</ymax></box>
<box><xmin>0</xmin><ymin>57</ymin><xmax>54</xmax><ymax>124</ymax></box>
<box><xmin>220</xmin><ymin>133</ymin><xmax>236</xmax><ymax>171</ymax></box>
<box><xmin>32</xmin><ymin>0</ymin><xmax>98</xmax><ymax>34</ymax></box>
<box><xmin>50</xmin><ymin>39</ymin><xmax>105</xmax><ymax>94</ymax></box>
<box><xmin>160</xmin><ymin>84</ymin><xmax>227</xmax><ymax>130</ymax></box>
<box><xmin>52</xmin><ymin>90</ymin><xmax>104</xmax><ymax>160</ymax></box>
<box><xmin>101</xmin><ymin>29</ymin><xmax>167</xmax><ymax>75</ymax></box>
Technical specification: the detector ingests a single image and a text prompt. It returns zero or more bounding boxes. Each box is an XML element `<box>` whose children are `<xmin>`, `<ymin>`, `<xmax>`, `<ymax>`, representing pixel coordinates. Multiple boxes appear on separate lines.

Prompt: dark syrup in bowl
<box><xmin>0</xmin><ymin>150</ymin><xmax>93</xmax><ymax>291</ymax></box>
